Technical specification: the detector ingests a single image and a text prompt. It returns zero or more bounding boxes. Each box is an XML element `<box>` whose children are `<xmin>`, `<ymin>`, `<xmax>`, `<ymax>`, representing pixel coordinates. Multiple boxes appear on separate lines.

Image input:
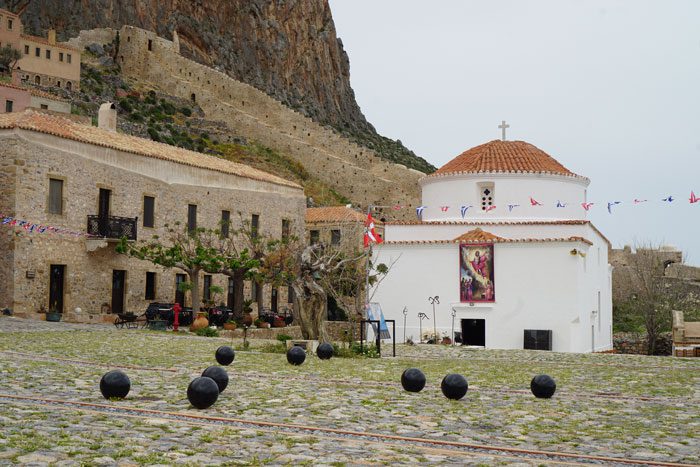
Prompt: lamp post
<box><xmin>451</xmin><ymin>308</ymin><xmax>457</xmax><ymax>346</ymax></box>
<box><xmin>428</xmin><ymin>296</ymin><xmax>439</xmax><ymax>344</ymax></box>
<box><xmin>402</xmin><ymin>306</ymin><xmax>408</xmax><ymax>343</ymax></box>
<box><xmin>417</xmin><ymin>312</ymin><xmax>429</xmax><ymax>343</ymax></box>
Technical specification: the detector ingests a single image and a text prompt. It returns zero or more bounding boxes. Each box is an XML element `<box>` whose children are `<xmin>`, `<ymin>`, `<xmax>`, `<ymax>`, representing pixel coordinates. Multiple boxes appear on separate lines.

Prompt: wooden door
<box><xmin>111</xmin><ymin>270</ymin><xmax>126</xmax><ymax>314</ymax></box>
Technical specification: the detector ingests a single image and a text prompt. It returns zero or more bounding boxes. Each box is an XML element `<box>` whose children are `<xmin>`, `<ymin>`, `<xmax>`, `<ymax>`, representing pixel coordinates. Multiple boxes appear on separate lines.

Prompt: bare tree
<box><xmin>621</xmin><ymin>243</ymin><xmax>695</xmax><ymax>354</ymax></box>
<box><xmin>117</xmin><ymin>225</ymin><xmax>222</xmax><ymax>313</ymax></box>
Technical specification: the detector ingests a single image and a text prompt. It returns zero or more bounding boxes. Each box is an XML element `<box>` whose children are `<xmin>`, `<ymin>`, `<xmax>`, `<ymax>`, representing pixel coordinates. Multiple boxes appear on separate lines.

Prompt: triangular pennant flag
<box><xmin>530</xmin><ymin>197</ymin><xmax>542</xmax><ymax>206</ymax></box>
<box><xmin>582</xmin><ymin>202</ymin><xmax>594</xmax><ymax>211</ymax></box>
<box><xmin>416</xmin><ymin>206</ymin><xmax>426</xmax><ymax>219</ymax></box>
<box><xmin>507</xmin><ymin>204</ymin><xmax>519</xmax><ymax>212</ymax></box>
<box><xmin>607</xmin><ymin>201</ymin><xmax>621</xmax><ymax>214</ymax></box>
<box><xmin>460</xmin><ymin>205</ymin><xmax>472</xmax><ymax>219</ymax></box>
<box><xmin>690</xmin><ymin>191</ymin><xmax>699</xmax><ymax>204</ymax></box>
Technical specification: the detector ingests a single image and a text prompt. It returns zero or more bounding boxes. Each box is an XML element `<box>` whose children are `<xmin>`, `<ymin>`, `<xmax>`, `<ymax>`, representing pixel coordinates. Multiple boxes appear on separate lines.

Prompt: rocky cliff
<box><xmin>3</xmin><ymin>0</ymin><xmax>435</xmax><ymax>173</ymax></box>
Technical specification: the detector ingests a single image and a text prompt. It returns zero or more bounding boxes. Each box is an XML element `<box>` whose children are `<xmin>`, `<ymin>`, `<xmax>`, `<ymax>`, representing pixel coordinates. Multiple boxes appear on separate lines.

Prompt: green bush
<box><xmin>195</xmin><ymin>327</ymin><xmax>219</xmax><ymax>337</ymax></box>
<box><xmin>180</xmin><ymin>106</ymin><xmax>192</xmax><ymax>117</ymax></box>
<box><xmin>259</xmin><ymin>342</ymin><xmax>286</xmax><ymax>354</ymax></box>
<box><xmin>118</xmin><ymin>98</ymin><xmax>133</xmax><ymax>113</ymax></box>
<box><xmin>276</xmin><ymin>334</ymin><xmax>293</xmax><ymax>343</ymax></box>
<box><xmin>332</xmin><ymin>342</ymin><xmax>379</xmax><ymax>358</ymax></box>
<box><xmin>147</xmin><ymin>127</ymin><xmax>160</xmax><ymax>142</ymax></box>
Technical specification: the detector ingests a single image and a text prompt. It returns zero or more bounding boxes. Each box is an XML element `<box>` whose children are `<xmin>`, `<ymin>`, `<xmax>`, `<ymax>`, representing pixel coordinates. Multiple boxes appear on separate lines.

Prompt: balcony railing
<box><xmin>87</xmin><ymin>215</ymin><xmax>138</xmax><ymax>241</ymax></box>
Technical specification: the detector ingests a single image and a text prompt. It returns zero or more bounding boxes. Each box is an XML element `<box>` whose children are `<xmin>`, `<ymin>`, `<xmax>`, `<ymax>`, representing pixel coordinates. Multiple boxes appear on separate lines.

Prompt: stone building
<box><xmin>610</xmin><ymin>245</ymin><xmax>684</xmax><ymax>304</ymax></box>
<box><xmin>1</xmin><ymin>80</ymin><xmax>71</xmax><ymax>114</ymax></box>
<box><xmin>305</xmin><ymin>205</ymin><xmax>374</xmax><ymax>252</ymax></box>
<box><xmin>0</xmin><ymin>108</ymin><xmax>305</xmax><ymax>321</ymax></box>
<box><xmin>0</xmin><ymin>8</ymin><xmax>81</xmax><ymax>91</ymax></box>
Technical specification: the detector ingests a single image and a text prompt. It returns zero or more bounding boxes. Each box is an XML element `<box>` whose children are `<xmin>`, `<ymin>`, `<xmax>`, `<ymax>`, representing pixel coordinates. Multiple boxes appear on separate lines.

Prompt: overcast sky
<box><xmin>329</xmin><ymin>0</ymin><xmax>700</xmax><ymax>265</ymax></box>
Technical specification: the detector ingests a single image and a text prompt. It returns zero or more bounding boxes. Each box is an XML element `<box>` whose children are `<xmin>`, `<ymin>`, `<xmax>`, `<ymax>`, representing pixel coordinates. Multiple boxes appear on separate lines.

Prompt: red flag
<box><xmin>364</xmin><ymin>213</ymin><xmax>383</xmax><ymax>248</ymax></box>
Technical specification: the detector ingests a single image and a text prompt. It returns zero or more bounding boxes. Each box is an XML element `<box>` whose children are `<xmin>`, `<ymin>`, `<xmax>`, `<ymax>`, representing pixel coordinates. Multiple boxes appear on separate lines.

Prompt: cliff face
<box><xmin>4</xmin><ymin>0</ymin><xmax>435</xmax><ymax>173</ymax></box>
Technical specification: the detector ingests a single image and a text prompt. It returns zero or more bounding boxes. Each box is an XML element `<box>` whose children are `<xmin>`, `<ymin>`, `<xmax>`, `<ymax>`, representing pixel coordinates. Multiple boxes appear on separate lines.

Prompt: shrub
<box><xmin>276</xmin><ymin>334</ymin><xmax>293</xmax><ymax>343</ymax></box>
<box><xmin>147</xmin><ymin>127</ymin><xmax>160</xmax><ymax>142</ymax></box>
<box><xmin>118</xmin><ymin>98</ymin><xmax>133</xmax><ymax>113</ymax></box>
<box><xmin>180</xmin><ymin>106</ymin><xmax>192</xmax><ymax>117</ymax></box>
<box><xmin>259</xmin><ymin>342</ymin><xmax>286</xmax><ymax>354</ymax></box>
<box><xmin>195</xmin><ymin>327</ymin><xmax>219</xmax><ymax>337</ymax></box>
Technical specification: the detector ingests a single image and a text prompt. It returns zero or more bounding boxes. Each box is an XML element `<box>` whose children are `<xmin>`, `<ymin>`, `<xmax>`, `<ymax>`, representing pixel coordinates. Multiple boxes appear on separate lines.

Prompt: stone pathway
<box><xmin>0</xmin><ymin>316</ymin><xmax>698</xmax><ymax>465</ymax></box>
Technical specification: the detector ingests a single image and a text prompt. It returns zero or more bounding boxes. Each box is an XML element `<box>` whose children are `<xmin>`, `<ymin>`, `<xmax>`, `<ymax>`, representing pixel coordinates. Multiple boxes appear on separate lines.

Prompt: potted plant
<box><xmin>242</xmin><ymin>299</ymin><xmax>254</xmax><ymax>326</ymax></box>
<box><xmin>46</xmin><ymin>307</ymin><xmax>62</xmax><ymax>322</ymax></box>
<box><xmin>254</xmin><ymin>317</ymin><xmax>270</xmax><ymax>329</ymax></box>
<box><xmin>223</xmin><ymin>319</ymin><xmax>237</xmax><ymax>331</ymax></box>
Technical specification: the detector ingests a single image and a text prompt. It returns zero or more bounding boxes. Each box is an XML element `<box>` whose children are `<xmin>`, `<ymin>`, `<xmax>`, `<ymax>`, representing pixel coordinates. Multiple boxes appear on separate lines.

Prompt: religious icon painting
<box><xmin>459</xmin><ymin>243</ymin><xmax>495</xmax><ymax>302</ymax></box>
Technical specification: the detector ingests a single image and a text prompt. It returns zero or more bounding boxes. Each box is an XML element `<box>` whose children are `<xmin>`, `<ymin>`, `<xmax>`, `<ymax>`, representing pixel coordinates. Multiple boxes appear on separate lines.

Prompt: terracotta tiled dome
<box><xmin>432</xmin><ymin>140</ymin><xmax>581</xmax><ymax>178</ymax></box>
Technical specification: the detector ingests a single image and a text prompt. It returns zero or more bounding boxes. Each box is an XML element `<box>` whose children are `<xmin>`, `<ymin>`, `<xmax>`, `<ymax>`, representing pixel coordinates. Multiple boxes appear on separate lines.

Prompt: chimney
<box><xmin>98</xmin><ymin>103</ymin><xmax>117</xmax><ymax>132</ymax></box>
<box><xmin>48</xmin><ymin>29</ymin><xmax>56</xmax><ymax>45</ymax></box>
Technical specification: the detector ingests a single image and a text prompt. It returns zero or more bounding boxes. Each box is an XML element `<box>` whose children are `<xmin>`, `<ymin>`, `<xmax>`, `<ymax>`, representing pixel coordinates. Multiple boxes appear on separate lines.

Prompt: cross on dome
<box><xmin>498</xmin><ymin>120</ymin><xmax>509</xmax><ymax>141</ymax></box>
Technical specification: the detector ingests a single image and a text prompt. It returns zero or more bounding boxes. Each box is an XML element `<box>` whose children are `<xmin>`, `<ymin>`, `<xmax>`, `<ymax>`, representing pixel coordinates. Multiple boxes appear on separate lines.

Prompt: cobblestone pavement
<box><xmin>0</xmin><ymin>316</ymin><xmax>699</xmax><ymax>465</ymax></box>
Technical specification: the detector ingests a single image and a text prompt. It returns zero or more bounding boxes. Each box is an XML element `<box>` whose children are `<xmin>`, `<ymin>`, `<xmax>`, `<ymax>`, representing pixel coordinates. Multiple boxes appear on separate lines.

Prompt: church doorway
<box><xmin>461</xmin><ymin>319</ymin><xmax>485</xmax><ymax>346</ymax></box>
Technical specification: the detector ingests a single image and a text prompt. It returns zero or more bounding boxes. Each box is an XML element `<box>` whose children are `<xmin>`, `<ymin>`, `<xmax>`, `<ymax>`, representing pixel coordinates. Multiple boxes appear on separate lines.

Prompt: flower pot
<box><xmin>273</xmin><ymin>318</ymin><xmax>286</xmax><ymax>328</ymax></box>
<box><xmin>46</xmin><ymin>311</ymin><xmax>62</xmax><ymax>322</ymax></box>
<box><xmin>223</xmin><ymin>322</ymin><xmax>237</xmax><ymax>331</ymax></box>
<box><xmin>190</xmin><ymin>312</ymin><xmax>209</xmax><ymax>332</ymax></box>
<box><xmin>242</xmin><ymin>313</ymin><xmax>253</xmax><ymax>326</ymax></box>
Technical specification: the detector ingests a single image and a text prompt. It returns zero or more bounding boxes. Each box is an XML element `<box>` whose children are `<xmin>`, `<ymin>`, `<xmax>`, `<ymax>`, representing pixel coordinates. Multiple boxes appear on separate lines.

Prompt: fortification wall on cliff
<box><xmin>112</xmin><ymin>26</ymin><xmax>422</xmax><ymax>214</ymax></box>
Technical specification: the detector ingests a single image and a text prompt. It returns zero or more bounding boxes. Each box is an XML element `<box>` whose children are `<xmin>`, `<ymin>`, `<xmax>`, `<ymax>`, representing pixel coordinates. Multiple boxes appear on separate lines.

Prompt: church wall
<box><xmin>420</xmin><ymin>173</ymin><xmax>589</xmax><ymax>222</ymax></box>
<box><xmin>373</xmin><ymin>240</ymin><xmax>609</xmax><ymax>352</ymax></box>
<box><xmin>385</xmin><ymin>222</ymin><xmax>598</xmax><ymax>243</ymax></box>
<box><xmin>1</xmin><ymin>131</ymin><xmax>305</xmax><ymax>315</ymax></box>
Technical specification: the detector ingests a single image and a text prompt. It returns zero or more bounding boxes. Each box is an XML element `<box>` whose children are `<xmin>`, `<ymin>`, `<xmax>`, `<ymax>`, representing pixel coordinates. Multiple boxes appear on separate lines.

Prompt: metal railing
<box><xmin>87</xmin><ymin>215</ymin><xmax>137</xmax><ymax>240</ymax></box>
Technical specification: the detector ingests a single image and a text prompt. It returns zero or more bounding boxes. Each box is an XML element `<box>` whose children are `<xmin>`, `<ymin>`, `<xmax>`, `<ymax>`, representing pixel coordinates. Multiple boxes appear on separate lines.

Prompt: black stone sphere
<box><xmin>99</xmin><ymin>370</ymin><xmax>131</xmax><ymax>400</ymax></box>
<box><xmin>215</xmin><ymin>346</ymin><xmax>235</xmax><ymax>366</ymax></box>
<box><xmin>441</xmin><ymin>373</ymin><xmax>469</xmax><ymax>400</ymax></box>
<box><xmin>316</xmin><ymin>343</ymin><xmax>334</xmax><ymax>360</ymax></box>
<box><xmin>401</xmin><ymin>368</ymin><xmax>426</xmax><ymax>393</ymax></box>
<box><xmin>187</xmin><ymin>376</ymin><xmax>219</xmax><ymax>409</ymax></box>
<box><xmin>530</xmin><ymin>374</ymin><xmax>557</xmax><ymax>399</ymax></box>
<box><xmin>287</xmin><ymin>346</ymin><xmax>306</xmax><ymax>365</ymax></box>
<box><xmin>202</xmin><ymin>366</ymin><xmax>229</xmax><ymax>393</ymax></box>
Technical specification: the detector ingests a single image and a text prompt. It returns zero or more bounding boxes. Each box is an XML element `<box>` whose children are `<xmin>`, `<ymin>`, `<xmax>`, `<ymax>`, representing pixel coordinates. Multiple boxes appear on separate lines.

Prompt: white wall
<box><xmin>372</xmin><ymin>240</ymin><xmax>612</xmax><ymax>353</ymax></box>
<box><xmin>420</xmin><ymin>172</ymin><xmax>589</xmax><ymax>222</ymax></box>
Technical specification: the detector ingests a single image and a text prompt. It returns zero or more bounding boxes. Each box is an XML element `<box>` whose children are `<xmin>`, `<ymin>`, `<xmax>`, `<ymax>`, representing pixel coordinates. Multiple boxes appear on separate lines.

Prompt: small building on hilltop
<box><xmin>1</xmin><ymin>80</ymin><xmax>71</xmax><ymax>114</ymax></box>
<box><xmin>305</xmin><ymin>205</ymin><xmax>374</xmax><ymax>250</ymax></box>
<box><xmin>0</xmin><ymin>108</ymin><xmax>305</xmax><ymax>321</ymax></box>
<box><xmin>0</xmin><ymin>8</ymin><xmax>81</xmax><ymax>90</ymax></box>
<box><xmin>372</xmin><ymin>138</ymin><xmax>613</xmax><ymax>353</ymax></box>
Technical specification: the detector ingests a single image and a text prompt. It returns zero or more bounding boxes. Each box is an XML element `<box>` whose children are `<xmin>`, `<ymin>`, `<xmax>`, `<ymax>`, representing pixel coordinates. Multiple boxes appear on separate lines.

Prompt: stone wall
<box><xmin>111</xmin><ymin>26</ymin><xmax>422</xmax><ymax>217</ymax></box>
<box><xmin>0</xmin><ymin>137</ymin><xmax>17</xmax><ymax>311</ymax></box>
<box><xmin>610</xmin><ymin>246</ymin><xmax>685</xmax><ymax>303</ymax></box>
<box><xmin>613</xmin><ymin>332</ymin><xmax>672</xmax><ymax>356</ymax></box>
<box><xmin>1</xmin><ymin>130</ymin><xmax>305</xmax><ymax>314</ymax></box>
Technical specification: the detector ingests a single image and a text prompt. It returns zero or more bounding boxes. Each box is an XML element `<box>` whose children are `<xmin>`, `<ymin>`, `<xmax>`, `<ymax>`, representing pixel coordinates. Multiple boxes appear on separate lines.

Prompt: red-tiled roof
<box><xmin>453</xmin><ymin>228</ymin><xmax>503</xmax><ymax>242</ymax></box>
<box><xmin>431</xmin><ymin>140</ymin><xmax>584</xmax><ymax>179</ymax></box>
<box><xmin>0</xmin><ymin>110</ymin><xmax>302</xmax><ymax>189</ymax></box>
<box><xmin>385</xmin><ymin>236</ymin><xmax>593</xmax><ymax>246</ymax></box>
<box><xmin>305</xmin><ymin>206</ymin><xmax>367</xmax><ymax>224</ymax></box>
<box><xmin>0</xmin><ymin>82</ymin><xmax>68</xmax><ymax>102</ymax></box>
<box><xmin>20</xmin><ymin>34</ymin><xmax>80</xmax><ymax>52</ymax></box>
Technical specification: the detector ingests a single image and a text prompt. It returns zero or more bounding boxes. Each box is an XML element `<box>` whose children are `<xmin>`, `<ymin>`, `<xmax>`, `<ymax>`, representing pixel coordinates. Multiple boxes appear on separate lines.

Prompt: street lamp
<box><xmin>417</xmin><ymin>312</ymin><xmax>429</xmax><ymax>343</ymax></box>
<box><xmin>428</xmin><ymin>296</ymin><xmax>439</xmax><ymax>344</ymax></box>
<box><xmin>402</xmin><ymin>306</ymin><xmax>408</xmax><ymax>343</ymax></box>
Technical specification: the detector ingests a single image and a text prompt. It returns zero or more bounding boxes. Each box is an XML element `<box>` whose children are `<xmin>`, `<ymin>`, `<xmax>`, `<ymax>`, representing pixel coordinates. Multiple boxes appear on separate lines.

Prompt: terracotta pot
<box><xmin>256</xmin><ymin>322</ymin><xmax>270</xmax><ymax>329</ymax></box>
<box><xmin>242</xmin><ymin>313</ymin><xmax>253</xmax><ymax>326</ymax></box>
<box><xmin>273</xmin><ymin>318</ymin><xmax>286</xmax><ymax>328</ymax></box>
<box><xmin>190</xmin><ymin>312</ymin><xmax>209</xmax><ymax>331</ymax></box>
<box><xmin>223</xmin><ymin>322</ymin><xmax>237</xmax><ymax>331</ymax></box>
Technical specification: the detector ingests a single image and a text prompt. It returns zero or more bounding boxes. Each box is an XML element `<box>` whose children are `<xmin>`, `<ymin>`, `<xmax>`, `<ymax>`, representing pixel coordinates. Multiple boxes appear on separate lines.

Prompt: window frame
<box><xmin>145</xmin><ymin>272</ymin><xmax>156</xmax><ymax>300</ymax></box>
<box><xmin>48</xmin><ymin>177</ymin><xmax>64</xmax><ymax>215</ymax></box>
<box><xmin>142</xmin><ymin>195</ymin><xmax>155</xmax><ymax>228</ymax></box>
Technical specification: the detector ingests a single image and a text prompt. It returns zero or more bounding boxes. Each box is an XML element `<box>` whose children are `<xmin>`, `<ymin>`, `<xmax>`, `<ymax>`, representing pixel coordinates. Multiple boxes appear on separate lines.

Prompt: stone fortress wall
<box><xmin>72</xmin><ymin>27</ymin><xmax>423</xmax><ymax>217</ymax></box>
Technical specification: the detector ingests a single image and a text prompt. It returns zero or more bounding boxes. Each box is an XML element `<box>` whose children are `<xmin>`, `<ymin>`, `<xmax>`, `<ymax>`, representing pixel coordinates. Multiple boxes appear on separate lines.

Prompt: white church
<box><xmin>372</xmin><ymin>132</ymin><xmax>613</xmax><ymax>353</ymax></box>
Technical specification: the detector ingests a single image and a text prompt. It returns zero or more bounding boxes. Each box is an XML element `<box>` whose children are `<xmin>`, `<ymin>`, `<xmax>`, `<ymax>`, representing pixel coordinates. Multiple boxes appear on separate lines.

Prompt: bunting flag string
<box><xmin>0</xmin><ymin>214</ymin><xmax>94</xmax><ymax>238</ymax></box>
<box><xmin>408</xmin><ymin>189</ymin><xmax>697</xmax><ymax>219</ymax></box>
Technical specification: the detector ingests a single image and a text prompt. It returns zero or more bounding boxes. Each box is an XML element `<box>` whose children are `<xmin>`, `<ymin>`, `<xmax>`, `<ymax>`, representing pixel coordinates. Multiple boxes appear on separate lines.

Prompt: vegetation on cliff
<box><xmin>4</xmin><ymin>0</ymin><xmax>435</xmax><ymax>173</ymax></box>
